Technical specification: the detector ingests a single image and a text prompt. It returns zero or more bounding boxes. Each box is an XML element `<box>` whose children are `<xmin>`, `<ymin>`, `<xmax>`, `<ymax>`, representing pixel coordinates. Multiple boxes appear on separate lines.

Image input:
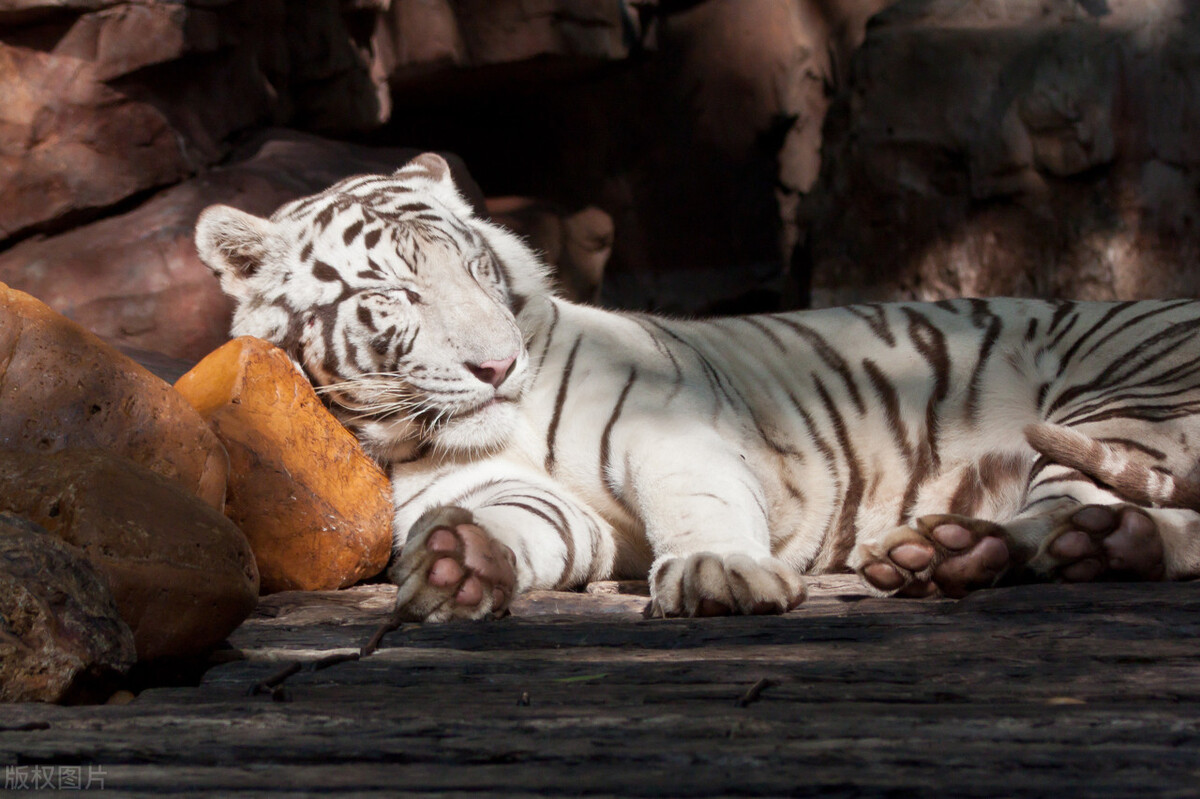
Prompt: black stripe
<box><xmin>862</xmin><ymin>358</ymin><xmax>912</xmax><ymax>468</ymax></box>
<box><xmin>790</xmin><ymin>391</ymin><xmax>842</xmax><ymax>543</ymax></box>
<box><xmin>313</xmin><ymin>260</ymin><xmax>341</xmax><ymax>282</ymax></box>
<box><xmin>845</xmin><ymin>304</ymin><xmax>896</xmax><ymax>347</ymax></box>
<box><xmin>740</xmin><ymin>317</ymin><xmax>788</xmax><ymax>352</ymax></box>
<box><xmin>489</xmin><ymin>499</ymin><xmax>576</xmax><ymax>588</ymax></box>
<box><xmin>814</xmin><ymin>378</ymin><xmax>864</xmax><ymax>570</ymax></box>
<box><xmin>771</xmin><ymin>316</ymin><xmax>866</xmax><ymax>415</ymax></box>
<box><xmin>532</xmin><ymin>302</ymin><xmax>560</xmax><ymax>372</ymax></box>
<box><xmin>343</xmin><ymin>219</ymin><xmax>364</xmax><ymax>245</ymax></box>
<box><xmin>1047</xmin><ymin>300</ymin><xmax>1075</xmax><ymax>335</ymax></box>
<box><xmin>1097</xmin><ymin>437</ymin><xmax>1167</xmax><ymax>460</ymax></box>
<box><xmin>1019</xmin><ymin>493</ymin><xmax>1080</xmax><ymax>514</ymax></box>
<box><xmin>641</xmin><ymin>317</ymin><xmax>734</xmax><ymax>418</ymax></box>
<box><xmin>1049</xmin><ymin>316</ymin><xmax>1200</xmax><ymax>418</ymax></box>
<box><xmin>631</xmin><ymin>317</ymin><xmax>685</xmax><ymax>402</ymax></box>
<box><xmin>1057</xmin><ymin>302</ymin><xmax>1134</xmax><ymax>370</ymax></box>
<box><xmin>599</xmin><ymin>368</ymin><xmax>639</xmax><ymax>512</ymax></box>
<box><xmin>1077</xmin><ymin>299</ymin><xmax>1194</xmax><ymax>362</ymax></box>
<box><xmin>544</xmin><ymin>336</ymin><xmax>583</xmax><ymax>474</ymax></box>
<box><xmin>965</xmin><ymin>299</ymin><xmax>1002</xmax><ymax>424</ymax></box>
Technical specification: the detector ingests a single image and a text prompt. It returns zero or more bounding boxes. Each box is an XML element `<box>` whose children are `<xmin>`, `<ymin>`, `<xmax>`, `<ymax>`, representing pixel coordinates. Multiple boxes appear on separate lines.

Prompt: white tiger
<box><xmin>194</xmin><ymin>153</ymin><xmax>1200</xmax><ymax>621</ymax></box>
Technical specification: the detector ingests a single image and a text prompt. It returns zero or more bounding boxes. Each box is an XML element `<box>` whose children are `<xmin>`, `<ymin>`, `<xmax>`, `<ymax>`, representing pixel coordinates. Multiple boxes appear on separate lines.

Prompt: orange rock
<box><xmin>0</xmin><ymin>451</ymin><xmax>259</xmax><ymax>661</ymax></box>
<box><xmin>175</xmin><ymin>337</ymin><xmax>393</xmax><ymax>593</ymax></box>
<box><xmin>0</xmin><ymin>282</ymin><xmax>228</xmax><ymax>509</ymax></box>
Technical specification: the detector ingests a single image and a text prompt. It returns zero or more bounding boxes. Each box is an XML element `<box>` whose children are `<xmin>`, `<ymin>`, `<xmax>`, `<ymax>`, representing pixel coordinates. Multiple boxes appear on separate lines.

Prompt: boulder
<box><xmin>0</xmin><ymin>131</ymin><xmax>482</xmax><ymax>361</ymax></box>
<box><xmin>0</xmin><ymin>513</ymin><xmax>136</xmax><ymax>703</ymax></box>
<box><xmin>0</xmin><ymin>283</ymin><xmax>228</xmax><ymax>508</ymax></box>
<box><xmin>0</xmin><ymin>1</ymin><xmax>277</xmax><ymax>241</ymax></box>
<box><xmin>174</xmin><ymin>337</ymin><xmax>393</xmax><ymax>594</ymax></box>
<box><xmin>373</xmin><ymin>0</ymin><xmax>647</xmax><ymax>88</ymax></box>
<box><xmin>0</xmin><ymin>450</ymin><xmax>259</xmax><ymax>661</ymax></box>
<box><xmin>806</xmin><ymin>0</ymin><xmax>1200</xmax><ymax>306</ymax></box>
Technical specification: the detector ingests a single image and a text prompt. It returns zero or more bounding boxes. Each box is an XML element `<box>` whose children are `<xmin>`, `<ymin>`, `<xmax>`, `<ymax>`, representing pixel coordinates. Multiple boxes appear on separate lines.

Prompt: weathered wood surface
<box><xmin>4</xmin><ymin>576</ymin><xmax>1200</xmax><ymax>796</ymax></box>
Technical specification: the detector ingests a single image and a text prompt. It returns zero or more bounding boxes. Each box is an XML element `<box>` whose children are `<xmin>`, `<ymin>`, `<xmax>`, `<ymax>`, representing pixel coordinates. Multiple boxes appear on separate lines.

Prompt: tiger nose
<box><xmin>466</xmin><ymin>355</ymin><xmax>517</xmax><ymax>388</ymax></box>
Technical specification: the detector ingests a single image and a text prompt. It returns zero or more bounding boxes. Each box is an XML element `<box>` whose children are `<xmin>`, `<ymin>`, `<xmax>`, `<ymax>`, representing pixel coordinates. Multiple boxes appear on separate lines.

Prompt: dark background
<box><xmin>0</xmin><ymin>0</ymin><xmax>1197</xmax><ymax>361</ymax></box>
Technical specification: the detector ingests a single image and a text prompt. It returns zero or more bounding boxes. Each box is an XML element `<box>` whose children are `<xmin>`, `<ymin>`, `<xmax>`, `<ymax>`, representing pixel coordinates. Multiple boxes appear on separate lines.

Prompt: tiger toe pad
<box><xmin>1039</xmin><ymin>504</ymin><xmax>1165</xmax><ymax>581</ymax></box>
<box><xmin>858</xmin><ymin>515</ymin><xmax>1011</xmax><ymax>598</ymax></box>
<box><xmin>388</xmin><ymin>507</ymin><xmax>517</xmax><ymax>623</ymax></box>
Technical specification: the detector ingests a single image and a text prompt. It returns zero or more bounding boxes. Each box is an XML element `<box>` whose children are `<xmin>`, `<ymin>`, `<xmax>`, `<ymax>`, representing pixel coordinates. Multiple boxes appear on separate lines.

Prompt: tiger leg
<box><xmin>388</xmin><ymin>470</ymin><xmax>619</xmax><ymax>623</ymax></box>
<box><xmin>855</xmin><ymin>464</ymin><xmax>1200</xmax><ymax>597</ymax></box>
<box><xmin>631</xmin><ymin>436</ymin><xmax>807</xmax><ymax>618</ymax></box>
<box><xmin>389</xmin><ymin>507</ymin><xmax>517</xmax><ymax>622</ymax></box>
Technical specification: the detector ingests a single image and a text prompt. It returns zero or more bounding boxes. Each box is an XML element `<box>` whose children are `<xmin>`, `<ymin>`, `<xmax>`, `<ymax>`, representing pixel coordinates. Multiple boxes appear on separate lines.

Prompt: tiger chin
<box><xmin>195</xmin><ymin>151</ymin><xmax>1200</xmax><ymax>623</ymax></box>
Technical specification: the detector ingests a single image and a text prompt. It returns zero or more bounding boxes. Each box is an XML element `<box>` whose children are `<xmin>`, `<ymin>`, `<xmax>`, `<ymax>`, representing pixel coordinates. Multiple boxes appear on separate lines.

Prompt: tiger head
<box><xmin>194</xmin><ymin>153</ymin><xmax>553</xmax><ymax>461</ymax></box>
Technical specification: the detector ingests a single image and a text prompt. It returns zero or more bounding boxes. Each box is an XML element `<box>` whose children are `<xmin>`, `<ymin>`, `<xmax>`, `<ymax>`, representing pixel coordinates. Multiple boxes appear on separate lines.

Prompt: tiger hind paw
<box><xmin>387</xmin><ymin>506</ymin><xmax>517</xmax><ymax>623</ymax></box>
<box><xmin>1033</xmin><ymin>504</ymin><xmax>1165</xmax><ymax>582</ymax></box>
<box><xmin>646</xmin><ymin>552</ymin><xmax>806</xmax><ymax>618</ymax></box>
<box><xmin>856</xmin><ymin>514</ymin><xmax>1012</xmax><ymax>599</ymax></box>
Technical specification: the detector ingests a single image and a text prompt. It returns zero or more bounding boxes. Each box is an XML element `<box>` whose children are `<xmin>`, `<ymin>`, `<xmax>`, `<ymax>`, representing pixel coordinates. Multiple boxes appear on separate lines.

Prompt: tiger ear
<box><xmin>399</xmin><ymin>152</ymin><xmax>452</xmax><ymax>183</ymax></box>
<box><xmin>395</xmin><ymin>152</ymin><xmax>479</xmax><ymax>217</ymax></box>
<box><xmin>194</xmin><ymin>205</ymin><xmax>281</xmax><ymax>300</ymax></box>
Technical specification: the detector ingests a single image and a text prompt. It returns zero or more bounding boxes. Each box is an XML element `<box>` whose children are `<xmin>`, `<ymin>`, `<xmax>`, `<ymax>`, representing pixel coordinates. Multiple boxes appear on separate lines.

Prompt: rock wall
<box><xmin>804</xmin><ymin>0</ymin><xmax>1200</xmax><ymax>306</ymax></box>
<box><xmin>1</xmin><ymin>0</ymin><xmax>1198</xmax><ymax>361</ymax></box>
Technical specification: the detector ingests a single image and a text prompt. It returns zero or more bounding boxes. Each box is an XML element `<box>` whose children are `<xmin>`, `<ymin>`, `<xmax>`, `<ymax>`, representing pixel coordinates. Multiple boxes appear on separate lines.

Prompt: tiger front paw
<box><xmin>387</xmin><ymin>506</ymin><xmax>517</xmax><ymax>622</ymax></box>
<box><xmin>646</xmin><ymin>552</ymin><xmax>806</xmax><ymax>618</ymax></box>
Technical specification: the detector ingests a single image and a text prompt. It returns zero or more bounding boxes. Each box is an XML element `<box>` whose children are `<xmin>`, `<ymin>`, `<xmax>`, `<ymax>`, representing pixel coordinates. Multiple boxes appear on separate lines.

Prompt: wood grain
<box><xmin>4</xmin><ymin>577</ymin><xmax>1200</xmax><ymax>795</ymax></box>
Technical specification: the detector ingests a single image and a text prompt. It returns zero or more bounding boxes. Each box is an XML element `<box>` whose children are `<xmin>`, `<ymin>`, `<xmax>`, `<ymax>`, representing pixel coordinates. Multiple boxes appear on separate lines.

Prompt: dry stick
<box><xmin>247</xmin><ymin>605</ymin><xmax>408</xmax><ymax>698</ymax></box>
<box><xmin>249</xmin><ymin>651</ymin><xmax>363</xmax><ymax>697</ymax></box>
<box><xmin>361</xmin><ymin>604</ymin><xmax>409</xmax><ymax>657</ymax></box>
<box><xmin>250</xmin><ymin>662</ymin><xmax>301</xmax><ymax>696</ymax></box>
<box><xmin>735</xmin><ymin>677</ymin><xmax>777</xmax><ymax>708</ymax></box>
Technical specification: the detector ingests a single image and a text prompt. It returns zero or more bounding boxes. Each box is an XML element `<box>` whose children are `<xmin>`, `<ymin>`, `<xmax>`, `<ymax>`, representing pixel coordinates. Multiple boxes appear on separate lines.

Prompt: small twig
<box><xmin>734</xmin><ymin>677</ymin><xmax>776</xmax><ymax>708</ymax></box>
<box><xmin>248</xmin><ymin>651</ymin><xmax>361</xmax><ymax>698</ymax></box>
<box><xmin>312</xmin><ymin>651</ymin><xmax>360</xmax><ymax>670</ymax></box>
<box><xmin>361</xmin><ymin>605</ymin><xmax>408</xmax><ymax>657</ymax></box>
<box><xmin>250</xmin><ymin>661</ymin><xmax>301</xmax><ymax>696</ymax></box>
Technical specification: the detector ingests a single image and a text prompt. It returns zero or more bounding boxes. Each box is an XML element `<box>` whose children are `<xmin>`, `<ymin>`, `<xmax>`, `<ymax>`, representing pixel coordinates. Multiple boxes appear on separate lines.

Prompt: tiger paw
<box><xmin>1033</xmin><ymin>504</ymin><xmax>1165</xmax><ymax>582</ymax></box>
<box><xmin>645</xmin><ymin>552</ymin><xmax>806</xmax><ymax>618</ymax></box>
<box><xmin>856</xmin><ymin>514</ymin><xmax>1012</xmax><ymax>599</ymax></box>
<box><xmin>387</xmin><ymin>506</ymin><xmax>517</xmax><ymax>622</ymax></box>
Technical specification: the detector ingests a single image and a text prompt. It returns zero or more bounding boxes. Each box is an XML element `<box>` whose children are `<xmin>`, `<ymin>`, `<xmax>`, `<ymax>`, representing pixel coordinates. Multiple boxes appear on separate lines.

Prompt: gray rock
<box><xmin>0</xmin><ymin>513</ymin><xmax>136</xmax><ymax>704</ymax></box>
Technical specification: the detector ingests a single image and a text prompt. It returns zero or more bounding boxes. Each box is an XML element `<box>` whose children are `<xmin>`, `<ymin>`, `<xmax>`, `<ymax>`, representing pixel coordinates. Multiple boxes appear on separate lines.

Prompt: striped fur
<box><xmin>197</xmin><ymin>154</ymin><xmax>1200</xmax><ymax>620</ymax></box>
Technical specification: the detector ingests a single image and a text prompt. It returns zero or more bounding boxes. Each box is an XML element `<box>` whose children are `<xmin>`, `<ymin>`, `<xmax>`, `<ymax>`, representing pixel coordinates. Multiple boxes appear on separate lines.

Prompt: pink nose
<box><xmin>466</xmin><ymin>355</ymin><xmax>516</xmax><ymax>388</ymax></box>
